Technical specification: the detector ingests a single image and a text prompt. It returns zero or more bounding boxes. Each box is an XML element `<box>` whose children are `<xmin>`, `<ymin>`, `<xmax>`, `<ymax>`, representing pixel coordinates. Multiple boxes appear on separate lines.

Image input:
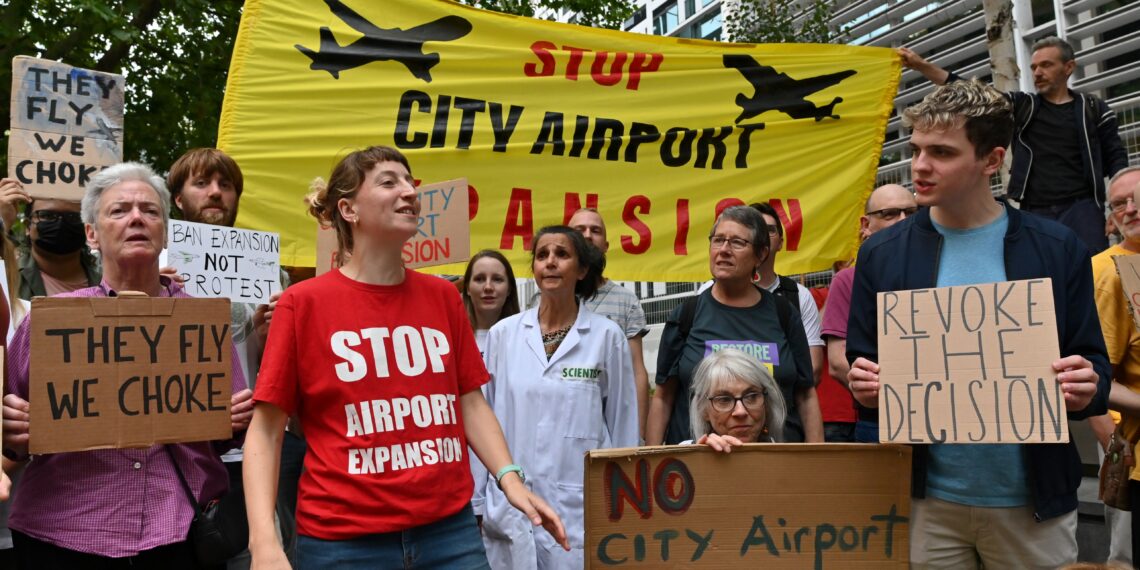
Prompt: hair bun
<box><xmin>305</xmin><ymin>178</ymin><xmax>332</xmax><ymax>224</ymax></box>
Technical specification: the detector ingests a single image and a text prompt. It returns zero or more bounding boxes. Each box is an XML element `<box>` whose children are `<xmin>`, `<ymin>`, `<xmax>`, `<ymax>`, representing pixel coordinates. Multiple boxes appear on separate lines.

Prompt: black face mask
<box><xmin>34</xmin><ymin>217</ymin><xmax>87</xmax><ymax>255</ymax></box>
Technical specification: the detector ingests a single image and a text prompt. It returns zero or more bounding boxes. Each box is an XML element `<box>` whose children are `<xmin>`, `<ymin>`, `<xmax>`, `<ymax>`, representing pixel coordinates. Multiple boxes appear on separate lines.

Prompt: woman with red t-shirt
<box><xmin>243</xmin><ymin>146</ymin><xmax>567</xmax><ymax>569</ymax></box>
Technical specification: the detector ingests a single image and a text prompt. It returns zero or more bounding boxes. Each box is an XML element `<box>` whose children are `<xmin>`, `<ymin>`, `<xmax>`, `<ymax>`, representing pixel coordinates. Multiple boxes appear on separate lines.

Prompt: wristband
<box><xmin>495</xmin><ymin>464</ymin><xmax>525</xmax><ymax>489</ymax></box>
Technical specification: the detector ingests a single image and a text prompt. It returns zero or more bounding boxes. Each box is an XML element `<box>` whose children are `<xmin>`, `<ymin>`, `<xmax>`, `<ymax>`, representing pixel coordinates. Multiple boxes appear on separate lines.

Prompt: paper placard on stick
<box><xmin>167</xmin><ymin>220</ymin><xmax>281</xmax><ymax>304</ymax></box>
<box><xmin>8</xmin><ymin>56</ymin><xmax>124</xmax><ymax>201</ymax></box>
<box><xmin>585</xmin><ymin>444</ymin><xmax>911</xmax><ymax>569</ymax></box>
<box><xmin>29</xmin><ymin>296</ymin><xmax>232</xmax><ymax>454</ymax></box>
<box><xmin>1113</xmin><ymin>255</ymin><xmax>1140</xmax><ymax>332</ymax></box>
<box><xmin>876</xmin><ymin>279</ymin><xmax>1066</xmax><ymax>444</ymax></box>
<box><xmin>403</xmin><ymin>178</ymin><xmax>469</xmax><ymax>269</ymax></box>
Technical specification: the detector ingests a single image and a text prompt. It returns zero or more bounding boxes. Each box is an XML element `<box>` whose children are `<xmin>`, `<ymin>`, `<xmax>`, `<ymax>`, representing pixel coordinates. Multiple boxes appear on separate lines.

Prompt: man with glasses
<box><xmin>0</xmin><ymin>179</ymin><xmax>101</xmax><ymax>299</ymax></box>
<box><xmin>750</xmin><ymin>202</ymin><xmax>825</xmax><ymax>386</ymax></box>
<box><xmin>822</xmin><ymin>184</ymin><xmax>917</xmax><ymax>442</ymax></box>
<box><xmin>1090</xmin><ymin>166</ymin><xmax>1140</xmax><ymax>563</ymax></box>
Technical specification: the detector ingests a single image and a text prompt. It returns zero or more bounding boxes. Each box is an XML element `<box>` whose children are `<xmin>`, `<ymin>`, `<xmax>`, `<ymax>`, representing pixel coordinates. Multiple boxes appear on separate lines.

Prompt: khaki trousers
<box><xmin>909</xmin><ymin>497</ymin><xmax>1078</xmax><ymax>569</ymax></box>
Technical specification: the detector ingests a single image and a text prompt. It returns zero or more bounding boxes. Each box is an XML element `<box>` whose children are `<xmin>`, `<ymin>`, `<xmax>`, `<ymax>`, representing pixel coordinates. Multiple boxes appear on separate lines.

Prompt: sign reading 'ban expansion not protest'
<box><xmin>167</xmin><ymin>219</ymin><xmax>281</xmax><ymax>304</ymax></box>
<box><xmin>876</xmin><ymin>279</ymin><xmax>1067</xmax><ymax>444</ymax></box>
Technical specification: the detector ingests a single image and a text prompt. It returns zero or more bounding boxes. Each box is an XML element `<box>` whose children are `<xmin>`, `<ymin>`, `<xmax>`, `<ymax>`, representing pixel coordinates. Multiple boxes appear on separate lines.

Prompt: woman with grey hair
<box><xmin>689</xmin><ymin>349</ymin><xmax>787</xmax><ymax>451</ymax></box>
<box><xmin>1</xmin><ymin>161</ymin><xmax>253</xmax><ymax>568</ymax></box>
<box><xmin>647</xmin><ymin>205</ymin><xmax>819</xmax><ymax>445</ymax></box>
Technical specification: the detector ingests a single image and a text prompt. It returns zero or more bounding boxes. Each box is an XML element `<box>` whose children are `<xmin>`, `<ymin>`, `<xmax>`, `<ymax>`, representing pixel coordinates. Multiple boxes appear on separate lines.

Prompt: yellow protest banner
<box><xmin>219</xmin><ymin>0</ymin><xmax>900</xmax><ymax>279</ymax></box>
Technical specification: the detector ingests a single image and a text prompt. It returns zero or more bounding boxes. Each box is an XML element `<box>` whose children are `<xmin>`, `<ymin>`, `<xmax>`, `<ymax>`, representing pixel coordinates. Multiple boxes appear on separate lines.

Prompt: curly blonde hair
<box><xmin>901</xmin><ymin>78</ymin><xmax>1013</xmax><ymax>158</ymax></box>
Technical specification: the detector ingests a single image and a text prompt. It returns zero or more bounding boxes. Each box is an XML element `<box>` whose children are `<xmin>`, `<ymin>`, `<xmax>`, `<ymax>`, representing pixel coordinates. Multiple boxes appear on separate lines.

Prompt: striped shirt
<box><xmin>586</xmin><ymin>280</ymin><xmax>648</xmax><ymax>339</ymax></box>
<box><xmin>6</xmin><ymin>278</ymin><xmax>246</xmax><ymax>557</ymax></box>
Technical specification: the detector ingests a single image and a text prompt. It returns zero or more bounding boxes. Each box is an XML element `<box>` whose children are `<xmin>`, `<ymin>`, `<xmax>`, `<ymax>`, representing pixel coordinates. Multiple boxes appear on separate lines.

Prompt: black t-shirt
<box><xmin>1022</xmin><ymin>100</ymin><xmax>1087</xmax><ymax>206</ymax></box>
<box><xmin>655</xmin><ymin>288</ymin><xmax>814</xmax><ymax>444</ymax></box>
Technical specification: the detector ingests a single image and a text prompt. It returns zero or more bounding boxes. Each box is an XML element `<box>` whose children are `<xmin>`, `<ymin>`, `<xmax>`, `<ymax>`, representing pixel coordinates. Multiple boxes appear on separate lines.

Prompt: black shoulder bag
<box><xmin>164</xmin><ymin>445</ymin><xmax>249</xmax><ymax>566</ymax></box>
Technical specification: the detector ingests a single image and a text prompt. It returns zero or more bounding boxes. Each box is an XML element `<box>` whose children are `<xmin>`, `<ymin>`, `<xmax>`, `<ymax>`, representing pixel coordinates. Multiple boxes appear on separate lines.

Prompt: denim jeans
<box><xmin>1021</xmin><ymin>198</ymin><xmax>1108</xmax><ymax>255</ymax></box>
<box><xmin>296</xmin><ymin>504</ymin><xmax>489</xmax><ymax>569</ymax></box>
<box><xmin>823</xmin><ymin>422</ymin><xmax>856</xmax><ymax>443</ymax></box>
<box><xmin>854</xmin><ymin>420</ymin><xmax>879</xmax><ymax>443</ymax></box>
<box><xmin>278</xmin><ymin>431</ymin><xmax>306</xmax><ymax>564</ymax></box>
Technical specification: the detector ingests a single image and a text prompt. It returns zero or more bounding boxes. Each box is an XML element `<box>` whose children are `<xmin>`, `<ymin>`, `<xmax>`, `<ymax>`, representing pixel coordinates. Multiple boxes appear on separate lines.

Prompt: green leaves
<box><xmin>1</xmin><ymin>0</ymin><xmax>243</xmax><ymax>177</ymax></box>
<box><xmin>723</xmin><ymin>0</ymin><xmax>843</xmax><ymax>44</ymax></box>
<box><xmin>459</xmin><ymin>0</ymin><xmax>635</xmax><ymax>30</ymax></box>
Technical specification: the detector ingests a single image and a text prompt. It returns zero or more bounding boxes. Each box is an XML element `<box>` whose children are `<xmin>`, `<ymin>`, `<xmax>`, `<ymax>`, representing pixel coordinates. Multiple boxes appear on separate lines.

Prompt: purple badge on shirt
<box><xmin>704</xmin><ymin>340</ymin><xmax>779</xmax><ymax>365</ymax></box>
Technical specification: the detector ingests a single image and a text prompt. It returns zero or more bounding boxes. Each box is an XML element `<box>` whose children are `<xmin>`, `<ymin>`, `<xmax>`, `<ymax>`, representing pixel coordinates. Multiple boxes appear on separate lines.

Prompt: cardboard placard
<box><xmin>403</xmin><ymin>178</ymin><xmax>469</xmax><ymax>269</ymax></box>
<box><xmin>586</xmin><ymin>445</ymin><xmax>911</xmax><ymax>568</ymax></box>
<box><xmin>167</xmin><ymin>219</ymin><xmax>281</xmax><ymax>304</ymax></box>
<box><xmin>314</xmin><ymin>223</ymin><xmax>342</xmax><ymax>277</ymax></box>
<box><xmin>1113</xmin><ymin>254</ymin><xmax>1140</xmax><ymax>332</ymax></box>
<box><xmin>876</xmin><ymin>279</ymin><xmax>1066</xmax><ymax>444</ymax></box>
<box><xmin>29</xmin><ymin>296</ymin><xmax>232</xmax><ymax>454</ymax></box>
<box><xmin>8</xmin><ymin>56</ymin><xmax>124</xmax><ymax>201</ymax></box>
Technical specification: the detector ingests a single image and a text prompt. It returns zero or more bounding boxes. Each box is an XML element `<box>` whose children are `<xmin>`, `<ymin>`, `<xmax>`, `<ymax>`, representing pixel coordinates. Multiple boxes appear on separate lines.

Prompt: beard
<box><xmin>187</xmin><ymin>204</ymin><xmax>236</xmax><ymax>227</ymax></box>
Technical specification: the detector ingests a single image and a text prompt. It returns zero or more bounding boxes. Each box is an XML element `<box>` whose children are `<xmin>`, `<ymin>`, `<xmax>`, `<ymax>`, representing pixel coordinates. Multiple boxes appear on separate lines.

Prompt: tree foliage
<box><xmin>723</xmin><ymin>0</ymin><xmax>843</xmax><ymax>44</ymax></box>
<box><xmin>461</xmin><ymin>0</ymin><xmax>634</xmax><ymax>29</ymax></box>
<box><xmin>1</xmin><ymin>0</ymin><xmax>244</xmax><ymax>175</ymax></box>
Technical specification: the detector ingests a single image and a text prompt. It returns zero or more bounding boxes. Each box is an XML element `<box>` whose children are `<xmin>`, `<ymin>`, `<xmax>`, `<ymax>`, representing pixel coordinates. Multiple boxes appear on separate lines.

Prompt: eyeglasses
<box><xmin>32</xmin><ymin>210</ymin><xmax>82</xmax><ymax>225</ymax></box>
<box><xmin>709</xmin><ymin>235</ymin><xmax>752</xmax><ymax>251</ymax></box>
<box><xmin>1110</xmin><ymin>196</ymin><xmax>1137</xmax><ymax>214</ymax></box>
<box><xmin>708</xmin><ymin>391</ymin><xmax>765</xmax><ymax>413</ymax></box>
<box><xmin>865</xmin><ymin>206</ymin><xmax>918</xmax><ymax>220</ymax></box>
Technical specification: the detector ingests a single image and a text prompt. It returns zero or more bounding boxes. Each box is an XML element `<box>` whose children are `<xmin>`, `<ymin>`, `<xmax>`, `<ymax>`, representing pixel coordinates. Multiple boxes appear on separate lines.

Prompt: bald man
<box><xmin>567</xmin><ymin>208</ymin><xmax>651</xmax><ymax>438</ymax></box>
<box><xmin>821</xmin><ymin>184</ymin><xmax>917</xmax><ymax>442</ymax></box>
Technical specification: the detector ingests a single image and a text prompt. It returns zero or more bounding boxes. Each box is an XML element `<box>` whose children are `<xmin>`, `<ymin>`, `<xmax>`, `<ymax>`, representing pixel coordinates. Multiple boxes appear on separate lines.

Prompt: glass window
<box><xmin>695</xmin><ymin>12</ymin><xmax>721</xmax><ymax>40</ymax></box>
<box><xmin>654</xmin><ymin>2</ymin><xmax>680</xmax><ymax>35</ymax></box>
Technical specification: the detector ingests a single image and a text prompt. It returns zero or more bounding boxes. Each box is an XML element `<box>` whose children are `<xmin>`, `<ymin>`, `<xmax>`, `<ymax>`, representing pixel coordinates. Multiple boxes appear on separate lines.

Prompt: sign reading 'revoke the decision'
<box><xmin>876</xmin><ymin>279</ymin><xmax>1066</xmax><ymax>444</ymax></box>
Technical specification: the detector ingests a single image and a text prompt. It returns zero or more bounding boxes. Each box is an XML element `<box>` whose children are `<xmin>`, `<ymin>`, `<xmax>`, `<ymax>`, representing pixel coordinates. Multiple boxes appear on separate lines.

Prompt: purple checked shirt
<box><xmin>5</xmin><ymin>279</ymin><xmax>247</xmax><ymax>557</ymax></box>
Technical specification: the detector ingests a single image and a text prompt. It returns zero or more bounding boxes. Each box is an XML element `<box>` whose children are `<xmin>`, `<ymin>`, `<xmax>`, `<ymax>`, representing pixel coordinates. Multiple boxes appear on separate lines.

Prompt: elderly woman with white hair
<box><xmin>688</xmin><ymin>348</ymin><xmax>787</xmax><ymax>451</ymax></box>
<box><xmin>1</xmin><ymin>162</ymin><xmax>252</xmax><ymax>569</ymax></box>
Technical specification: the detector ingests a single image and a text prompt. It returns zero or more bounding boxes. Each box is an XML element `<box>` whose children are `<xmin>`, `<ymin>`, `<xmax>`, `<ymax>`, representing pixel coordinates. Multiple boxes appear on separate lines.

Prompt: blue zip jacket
<box><xmin>846</xmin><ymin>203</ymin><xmax>1110</xmax><ymax>521</ymax></box>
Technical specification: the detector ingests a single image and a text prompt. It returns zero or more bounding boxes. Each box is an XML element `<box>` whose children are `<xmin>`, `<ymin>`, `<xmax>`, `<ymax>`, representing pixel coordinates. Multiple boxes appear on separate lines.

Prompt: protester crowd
<box><xmin>0</xmin><ymin>34</ymin><xmax>1135</xmax><ymax>569</ymax></box>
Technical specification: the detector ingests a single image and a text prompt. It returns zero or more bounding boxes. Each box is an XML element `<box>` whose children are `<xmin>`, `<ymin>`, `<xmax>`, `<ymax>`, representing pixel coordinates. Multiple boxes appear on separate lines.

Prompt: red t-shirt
<box><xmin>819</xmin><ymin>268</ymin><xmax>857</xmax><ymax>423</ymax></box>
<box><xmin>254</xmin><ymin>269</ymin><xmax>489</xmax><ymax>539</ymax></box>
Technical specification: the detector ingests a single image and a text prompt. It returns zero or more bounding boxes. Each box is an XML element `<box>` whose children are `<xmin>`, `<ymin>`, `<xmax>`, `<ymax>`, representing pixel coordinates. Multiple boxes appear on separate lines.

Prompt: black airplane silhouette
<box><xmin>724</xmin><ymin>54</ymin><xmax>857</xmax><ymax>123</ymax></box>
<box><xmin>295</xmin><ymin>0</ymin><xmax>472</xmax><ymax>81</ymax></box>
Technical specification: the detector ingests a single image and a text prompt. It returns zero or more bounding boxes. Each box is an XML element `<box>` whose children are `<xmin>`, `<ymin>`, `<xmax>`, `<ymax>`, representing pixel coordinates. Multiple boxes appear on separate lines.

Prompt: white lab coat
<box><xmin>478</xmin><ymin>304</ymin><xmax>638</xmax><ymax>569</ymax></box>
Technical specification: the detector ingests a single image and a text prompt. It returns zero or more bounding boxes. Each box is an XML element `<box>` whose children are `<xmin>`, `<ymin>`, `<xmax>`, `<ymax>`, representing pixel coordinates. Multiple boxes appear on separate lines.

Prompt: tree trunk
<box><xmin>982</xmin><ymin>0</ymin><xmax>1018</xmax><ymax>190</ymax></box>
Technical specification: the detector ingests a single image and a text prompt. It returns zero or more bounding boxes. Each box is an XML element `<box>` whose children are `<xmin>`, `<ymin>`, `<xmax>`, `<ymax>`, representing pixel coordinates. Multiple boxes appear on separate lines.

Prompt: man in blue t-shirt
<box><xmin>845</xmin><ymin>79</ymin><xmax>1109</xmax><ymax>568</ymax></box>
